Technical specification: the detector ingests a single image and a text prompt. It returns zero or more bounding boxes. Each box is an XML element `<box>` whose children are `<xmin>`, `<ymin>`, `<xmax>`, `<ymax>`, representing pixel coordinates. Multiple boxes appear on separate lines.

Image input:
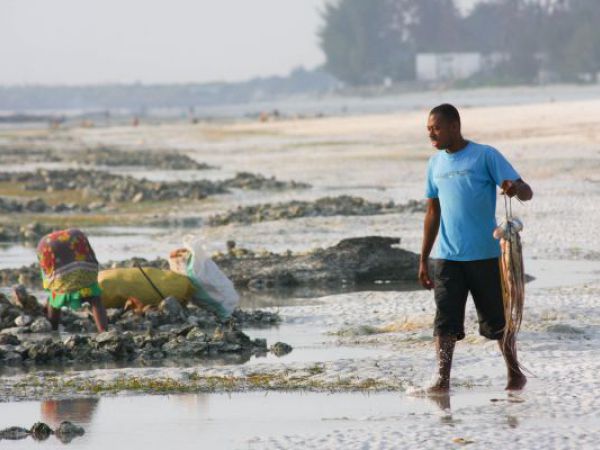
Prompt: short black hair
<box><xmin>429</xmin><ymin>104</ymin><xmax>460</xmax><ymax>125</ymax></box>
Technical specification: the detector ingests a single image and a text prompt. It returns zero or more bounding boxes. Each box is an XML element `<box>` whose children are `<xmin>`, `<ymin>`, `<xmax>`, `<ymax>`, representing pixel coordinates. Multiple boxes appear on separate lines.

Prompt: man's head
<box><xmin>427</xmin><ymin>104</ymin><xmax>461</xmax><ymax>150</ymax></box>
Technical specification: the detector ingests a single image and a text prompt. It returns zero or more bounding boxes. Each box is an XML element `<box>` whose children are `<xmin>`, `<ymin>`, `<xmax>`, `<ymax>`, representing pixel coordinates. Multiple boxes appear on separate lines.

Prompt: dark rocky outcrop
<box><xmin>71</xmin><ymin>147</ymin><xmax>214</xmax><ymax>170</ymax></box>
<box><xmin>208</xmin><ymin>196</ymin><xmax>426</xmax><ymax>226</ymax></box>
<box><xmin>54</xmin><ymin>421</ymin><xmax>85</xmax><ymax>444</ymax></box>
<box><xmin>270</xmin><ymin>342</ymin><xmax>293</xmax><ymax>357</ymax></box>
<box><xmin>0</xmin><ymin>170</ymin><xmax>309</xmax><ymax>204</ymax></box>
<box><xmin>0</xmin><ymin>197</ymin><xmax>85</xmax><ymax>214</ymax></box>
<box><xmin>0</xmin><ymin>286</ymin><xmax>281</xmax><ymax>366</ymax></box>
<box><xmin>213</xmin><ymin>236</ymin><xmax>420</xmax><ymax>290</ymax></box>
<box><xmin>0</xmin><ymin>325</ymin><xmax>271</xmax><ymax>366</ymax></box>
<box><xmin>0</xmin><ymin>145</ymin><xmax>213</xmax><ymax>170</ymax></box>
<box><xmin>0</xmin><ymin>222</ymin><xmax>58</xmax><ymax>244</ymax></box>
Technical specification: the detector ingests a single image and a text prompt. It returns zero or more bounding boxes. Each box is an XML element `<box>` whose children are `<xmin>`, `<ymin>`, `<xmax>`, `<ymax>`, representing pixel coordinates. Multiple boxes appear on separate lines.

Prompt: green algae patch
<box><xmin>1</xmin><ymin>369</ymin><xmax>407</xmax><ymax>401</ymax></box>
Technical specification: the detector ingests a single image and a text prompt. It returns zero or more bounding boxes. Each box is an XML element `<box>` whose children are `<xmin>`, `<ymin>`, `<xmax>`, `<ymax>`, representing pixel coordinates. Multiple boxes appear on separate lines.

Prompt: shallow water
<box><xmin>0</xmin><ymin>390</ymin><xmax>504</xmax><ymax>450</ymax></box>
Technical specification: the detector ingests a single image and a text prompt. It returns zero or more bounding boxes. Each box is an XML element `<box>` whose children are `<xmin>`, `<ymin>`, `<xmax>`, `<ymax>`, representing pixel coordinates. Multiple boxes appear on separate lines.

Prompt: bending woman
<box><xmin>37</xmin><ymin>228</ymin><xmax>108</xmax><ymax>332</ymax></box>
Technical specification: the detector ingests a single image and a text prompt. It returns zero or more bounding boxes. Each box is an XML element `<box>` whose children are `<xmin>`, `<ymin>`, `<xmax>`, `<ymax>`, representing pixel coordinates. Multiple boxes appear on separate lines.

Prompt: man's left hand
<box><xmin>501</xmin><ymin>180</ymin><xmax>519</xmax><ymax>197</ymax></box>
<box><xmin>501</xmin><ymin>179</ymin><xmax>533</xmax><ymax>201</ymax></box>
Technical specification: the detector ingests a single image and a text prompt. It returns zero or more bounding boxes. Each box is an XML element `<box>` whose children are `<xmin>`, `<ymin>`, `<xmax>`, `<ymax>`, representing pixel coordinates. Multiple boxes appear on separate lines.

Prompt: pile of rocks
<box><xmin>212</xmin><ymin>236</ymin><xmax>421</xmax><ymax>289</ymax></box>
<box><xmin>0</xmin><ymin>196</ymin><xmax>88</xmax><ymax>214</ymax></box>
<box><xmin>208</xmin><ymin>196</ymin><xmax>426</xmax><ymax>226</ymax></box>
<box><xmin>222</xmin><ymin>171</ymin><xmax>310</xmax><ymax>190</ymax></box>
<box><xmin>0</xmin><ymin>264</ymin><xmax>40</xmax><ymax>287</ymax></box>
<box><xmin>72</xmin><ymin>147</ymin><xmax>214</xmax><ymax>170</ymax></box>
<box><xmin>11</xmin><ymin>169</ymin><xmax>226</xmax><ymax>203</ymax></box>
<box><xmin>0</xmin><ymin>289</ymin><xmax>281</xmax><ymax>366</ymax></box>
<box><xmin>0</xmin><ymin>222</ymin><xmax>56</xmax><ymax>243</ymax></box>
<box><xmin>0</xmin><ymin>170</ymin><xmax>309</xmax><ymax>204</ymax></box>
<box><xmin>0</xmin><ymin>147</ymin><xmax>59</xmax><ymax>164</ymax></box>
<box><xmin>0</xmin><ymin>288</ymin><xmax>279</xmax><ymax>334</ymax></box>
<box><xmin>0</xmin><ymin>145</ymin><xmax>213</xmax><ymax>170</ymax></box>
<box><xmin>0</xmin><ymin>325</ymin><xmax>269</xmax><ymax>366</ymax></box>
<box><xmin>0</xmin><ymin>421</ymin><xmax>84</xmax><ymax>443</ymax></box>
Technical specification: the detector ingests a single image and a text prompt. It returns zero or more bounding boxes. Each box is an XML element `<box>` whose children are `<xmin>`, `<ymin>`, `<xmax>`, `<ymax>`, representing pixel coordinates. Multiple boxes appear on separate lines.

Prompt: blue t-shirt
<box><xmin>425</xmin><ymin>141</ymin><xmax>520</xmax><ymax>261</ymax></box>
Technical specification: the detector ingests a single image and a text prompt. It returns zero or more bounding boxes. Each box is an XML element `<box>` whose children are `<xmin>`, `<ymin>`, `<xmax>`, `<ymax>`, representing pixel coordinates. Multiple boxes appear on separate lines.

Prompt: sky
<box><xmin>0</xmin><ymin>0</ymin><xmax>328</xmax><ymax>86</ymax></box>
<box><xmin>0</xmin><ymin>0</ymin><xmax>480</xmax><ymax>86</ymax></box>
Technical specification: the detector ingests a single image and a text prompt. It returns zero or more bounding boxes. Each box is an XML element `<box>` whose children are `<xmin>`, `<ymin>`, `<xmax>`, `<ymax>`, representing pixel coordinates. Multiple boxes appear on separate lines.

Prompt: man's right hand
<box><xmin>419</xmin><ymin>260</ymin><xmax>434</xmax><ymax>290</ymax></box>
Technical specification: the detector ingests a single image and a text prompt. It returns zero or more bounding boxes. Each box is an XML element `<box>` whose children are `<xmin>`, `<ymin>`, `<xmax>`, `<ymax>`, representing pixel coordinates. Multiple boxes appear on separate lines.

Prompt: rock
<box><xmin>223</xmin><ymin>330</ymin><xmax>253</xmax><ymax>348</ymax></box>
<box><xmin>95</xmin><ymin>330</ymin><xmax>119</xmax><ymax>344</ymax></box>
<box><xmin>94</xmin><ymin>331</ymin><xmax>135</xmax><ymax>359</ymax></box>
<box><xmin>221</xmin><ymin>342</ymin><xmax>242</xmax><ymax>352</ymax></box>
<box><xmin>0</xmin><ymin>333</ymin><xmax>20</xmax><ymax>345</ymax></box>
<box><xmin>2</xmin><ymin>351</ymin><xmax>23</xmax><ymax>363</ymax></box>
<box><xmin>159</xmin><ymin>297</ymin><xmax>186</xmax><ymax>320</ymax></box>
<box><xmin>186</xmin><ymin>326</ymin><xmax>207</xmax><ymax>341</ymax></box>
<box><xmin>15</xmin><ymin>315</ymin><xmax>32</xmax><ymax>327</ymax></box>
<box><xmin>55</xmin><ymin>421</ymin><xmax>84</xmax><ymax>443</ymax></box>
<box><xmin>208</xmin><ymin>196</ymin><xmax>426</xmax><ymax>226</ymax></box>
<box><xmin>231</xmin><ymin>309</ymin><xmax>280</xmax><ymax>327</ymax></box>
<box><xmin>214</xmin><ymin>236</ymin><xmax>421</xmax><ymax>290</ymax></box>
<box><xmin>30</xmin><ymin>317</ymin><xmax>53</xmax><ymax>333</ymax></box>
<box><xmin>63</xmin><ymin>335</ymin><xmax>93</xmax><ymax>360</ymax></box>
<box><xmin>270</xmin><ymin>342</ymin><xmax>293</xmax><ymax>356</ymax></box>
<box><xmin>30</xmin><ymin>422</ymin><xmax>53</xmax><ymax>440</ymax></box>
<box><xmin>106</xmin><ymin>308</ymin><xmax>123</xmax><ymax>323</ymax></box>
<box><xmin>223</xmin><ymin>172</ymin><xmax>310</xmax><ymax>191</ymax></box>
<box><xmin>25</xmin><ymin>198</ymin><xmax>49</xmax><ymax>213</ymax></box>
<box><xmin>25</xmin><ymin>339</ymin><xmax>65</xmax><ymax>362</ymax></box>
<box><xmin>11</xmin><ymin>285</ymin><xmax>42</xmax><ymax>315</ymax></box>
<box><xmin>1</xmin><ymin>326</ymin><xmax>29</xmax><ymax>335</ymax></box>
<box><xmin>0</xmin><ymin>426</ymin><xmax>30</xmax><ymax>440</ymax></box>
<box><xmin>253</xmin><ymin>338</ymin><xmax>267</xmax><ymax>349</ymax></box>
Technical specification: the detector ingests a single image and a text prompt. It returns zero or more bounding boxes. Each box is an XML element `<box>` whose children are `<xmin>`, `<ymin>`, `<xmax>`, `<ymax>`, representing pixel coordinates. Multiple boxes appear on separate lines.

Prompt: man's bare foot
<box><xmin>505</xmin><ymin>373</ymin><xmax>527</xmax><ymax>391</ymax></box>
<box><xmin>426</xmin><ymin>379</ymin><xmax>450</xmax><ymax>395</ymax></box>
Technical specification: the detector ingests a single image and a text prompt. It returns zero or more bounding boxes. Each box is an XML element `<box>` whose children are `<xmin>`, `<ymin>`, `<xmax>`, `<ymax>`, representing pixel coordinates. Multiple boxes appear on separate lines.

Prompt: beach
<box><xmin>1</xmin><ymin>87</ymin><xmax>599</xmax><ymax>449</ymax></box>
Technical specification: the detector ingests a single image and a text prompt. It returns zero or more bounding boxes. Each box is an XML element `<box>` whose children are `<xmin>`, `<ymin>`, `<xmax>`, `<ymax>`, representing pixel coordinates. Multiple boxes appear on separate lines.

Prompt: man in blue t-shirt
<box><xmin>419</xmin><ymin>103</ymin><xmax>533</xmax><ymax>393</ymax></box>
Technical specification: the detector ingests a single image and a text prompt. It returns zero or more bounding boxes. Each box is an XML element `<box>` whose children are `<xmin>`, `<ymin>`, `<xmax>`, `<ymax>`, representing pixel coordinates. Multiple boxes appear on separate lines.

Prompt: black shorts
<box><xmin>432</xmin><ymin>258</ymin><xmax>505</xmax><ymax>341</ymax></box>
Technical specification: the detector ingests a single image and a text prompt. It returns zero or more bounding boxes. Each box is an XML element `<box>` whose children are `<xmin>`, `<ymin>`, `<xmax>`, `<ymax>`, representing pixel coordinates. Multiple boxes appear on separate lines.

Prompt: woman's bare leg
<box><xmin>46</xmin><ymin>303</ymin><xmax>61</xmax><ymax>330</ymax></box>
<box><xmin>87</xmin><ymin>297</ymin><xmax>108</xmax><ymax>332</ymax></box>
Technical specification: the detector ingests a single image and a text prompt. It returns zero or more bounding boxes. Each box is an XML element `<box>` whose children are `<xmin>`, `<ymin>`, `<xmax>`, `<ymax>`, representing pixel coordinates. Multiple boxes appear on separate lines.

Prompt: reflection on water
<box><xmin>41</xmin><ymin>398</ymin><xmax>100</xmax><ymax>428</ymax></box>
<box><xmin>0</xmin><ymin>351</ymin><xmax>255</xmax><ymax>377</ymax></box>
<box><xmin>0</xmin><ymin>390</ymin><xmax>499</xmax><ymax>450</ymax></box>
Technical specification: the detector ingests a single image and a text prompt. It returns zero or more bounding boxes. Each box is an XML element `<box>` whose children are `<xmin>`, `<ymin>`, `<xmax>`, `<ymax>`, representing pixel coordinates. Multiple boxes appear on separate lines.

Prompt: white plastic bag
<box><xmin>169</xmin><ymin>237</ymin><xmax>239</xmax><ymax>319</ymax></box>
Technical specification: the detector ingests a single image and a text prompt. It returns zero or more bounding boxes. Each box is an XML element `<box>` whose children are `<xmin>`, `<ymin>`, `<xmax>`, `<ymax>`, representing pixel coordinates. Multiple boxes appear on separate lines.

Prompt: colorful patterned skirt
<box><xmin>37</xmin><ymin>228</ymin><xmax>101</xmax><ymax>309</ymax></box>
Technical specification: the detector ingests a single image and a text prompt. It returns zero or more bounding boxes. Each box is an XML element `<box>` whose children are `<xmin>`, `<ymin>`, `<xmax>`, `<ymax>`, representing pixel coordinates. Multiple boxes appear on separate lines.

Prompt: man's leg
<box><xmin>428</xmin><ymin>335</ymin><xmax>457</xmax><ymax>393</ymax></box>
<box><xmin>430</xmin><ymin>260</ymin><xmax>468</xmax><ymax>393</ymax></box>
<box><xmin>86</xmin><ymin>297</ymin><xmax>108</xmax><ymax>332</ymax></box>
<box><xmin>467</xmin><ymin>258</ymin><xmax>527</xmax><ymax>391</ymax></box>
<box><xmin>499</xmin><ymin>340</ymin><xmax>527</xmax><ymax>390</ymax></box>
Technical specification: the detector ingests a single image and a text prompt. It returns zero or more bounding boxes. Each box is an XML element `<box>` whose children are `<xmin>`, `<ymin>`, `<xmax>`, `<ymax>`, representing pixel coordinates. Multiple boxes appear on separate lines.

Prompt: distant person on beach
<box><xmin>419</xmin><ymin>104</ymin><xmax>533</xmax><ymax>392</ymax></box>
<box><xmin>37</xmin><ymin>228</ymin><xmax>108</xmax><ymax>332</ymax></box>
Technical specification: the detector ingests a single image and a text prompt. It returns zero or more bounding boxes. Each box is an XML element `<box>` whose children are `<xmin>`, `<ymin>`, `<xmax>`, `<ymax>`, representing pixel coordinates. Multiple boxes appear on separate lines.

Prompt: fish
<box><xmin>494</xmin><ymin>214</ymin><xmax>525</xmax><ymax>367</ymax></box>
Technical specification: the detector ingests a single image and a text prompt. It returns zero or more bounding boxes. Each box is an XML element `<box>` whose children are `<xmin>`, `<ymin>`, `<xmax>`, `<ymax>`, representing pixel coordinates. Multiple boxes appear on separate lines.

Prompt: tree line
<box><xmin>319</xmin><ymin>0</ymin><xmax>600</xmax><ymax>86</ymax></box>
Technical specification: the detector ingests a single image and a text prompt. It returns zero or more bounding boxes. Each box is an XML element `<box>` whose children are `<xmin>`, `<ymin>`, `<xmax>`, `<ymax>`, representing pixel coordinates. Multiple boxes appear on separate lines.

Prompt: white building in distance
<box><xmin>416</xmin><ymin>52</ymin><xmax>506</xmax><ymax>82</ymax></box>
